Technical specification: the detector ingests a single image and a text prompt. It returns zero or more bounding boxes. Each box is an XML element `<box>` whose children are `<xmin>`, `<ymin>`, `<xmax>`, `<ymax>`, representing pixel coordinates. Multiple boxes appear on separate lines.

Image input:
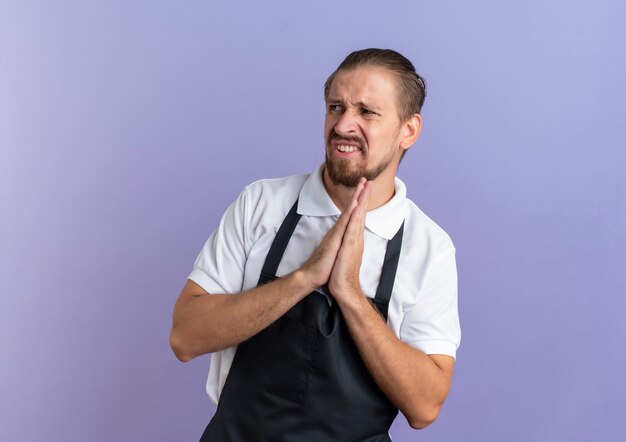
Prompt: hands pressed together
<box><xmin>300</xmin><ymin>177</ymin><xmax>373</xmax><ymax>305</ymax></box>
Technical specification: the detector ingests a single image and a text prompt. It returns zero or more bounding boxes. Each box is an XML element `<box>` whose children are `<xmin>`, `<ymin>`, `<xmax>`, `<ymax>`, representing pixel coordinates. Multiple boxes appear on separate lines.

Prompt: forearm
<box><xmin>170</xmin><ymin>270</ymin><xmax>314</xmax><ymax>361</ymax></box>
<box><xmin>337</xmin><ymin>293</ymin><xmax>453</xmax><ymax>429</ymax></box>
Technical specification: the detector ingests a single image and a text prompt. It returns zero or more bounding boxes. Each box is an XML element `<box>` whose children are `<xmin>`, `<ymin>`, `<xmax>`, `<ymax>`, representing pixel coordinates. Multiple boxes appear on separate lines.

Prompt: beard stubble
<box><xmin>324</xmin><ymin>145</ymin><xmax>396</xmax><ymax>187</ymax></box>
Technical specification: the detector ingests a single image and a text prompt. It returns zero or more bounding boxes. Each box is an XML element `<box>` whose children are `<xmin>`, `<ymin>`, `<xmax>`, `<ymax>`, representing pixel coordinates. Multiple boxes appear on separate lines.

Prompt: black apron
<box><xmin>200</xmin><ymin>199</ymin><xmax>405</xmax><ymax>441</ymax></box>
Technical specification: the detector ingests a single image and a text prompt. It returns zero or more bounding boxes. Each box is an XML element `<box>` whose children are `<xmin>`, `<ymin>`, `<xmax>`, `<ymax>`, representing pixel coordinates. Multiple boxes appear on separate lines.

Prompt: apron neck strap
<box><xmin>372</xmin><ymin>222</ymin><xmax>404</xmax><ymax>320</ymax></box>
<box><xmin>259</xmin><ymin>199</ymin><xmax>301</xmax><ymax>281</ymax></box>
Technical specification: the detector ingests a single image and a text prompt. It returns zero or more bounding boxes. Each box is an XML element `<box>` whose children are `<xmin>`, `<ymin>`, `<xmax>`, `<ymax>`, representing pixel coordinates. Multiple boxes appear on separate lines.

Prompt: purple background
<box><xmin>2</xmin><ymin>1</ymin><xmax>625</xmax><ymax>441</ymax></box>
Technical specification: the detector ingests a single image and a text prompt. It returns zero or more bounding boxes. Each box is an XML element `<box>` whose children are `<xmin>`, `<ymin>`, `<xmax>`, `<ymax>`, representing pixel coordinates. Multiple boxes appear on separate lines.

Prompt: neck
<box><xmin>322</xmin><ymin>165</ymin><xmax>397</xmax><ymax>212</ymax></box>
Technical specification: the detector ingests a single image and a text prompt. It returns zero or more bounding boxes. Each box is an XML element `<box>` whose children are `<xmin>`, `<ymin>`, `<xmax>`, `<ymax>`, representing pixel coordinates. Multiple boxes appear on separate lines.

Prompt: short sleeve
<box><xmin>400</xmin><ymin>248</ymin><xmax>461</xmax><ymax>359</ymax></box>
<box><xmin>188</xmin><ymin>188</ymin><xmax>250</xmax><ymax>295</ymax></box>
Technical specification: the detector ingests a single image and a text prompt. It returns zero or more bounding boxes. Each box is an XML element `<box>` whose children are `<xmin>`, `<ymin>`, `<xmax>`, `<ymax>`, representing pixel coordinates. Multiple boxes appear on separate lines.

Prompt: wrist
<box><xmin>289</xmin><ymin>268</ymin><xmax>319</xmax><ymax>294</ymax></box>
<box><xmin>333</xmin><ymin>286</ymin><xmax>368</xmax><ymax>311</ymax></box>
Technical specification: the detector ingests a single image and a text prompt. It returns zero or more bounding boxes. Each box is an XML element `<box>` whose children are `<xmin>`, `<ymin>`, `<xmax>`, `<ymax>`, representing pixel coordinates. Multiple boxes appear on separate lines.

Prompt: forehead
<box><xmin>327</xmin><ymin>66</ymin><xmax>398</xmax><ymax>109</ymax></box>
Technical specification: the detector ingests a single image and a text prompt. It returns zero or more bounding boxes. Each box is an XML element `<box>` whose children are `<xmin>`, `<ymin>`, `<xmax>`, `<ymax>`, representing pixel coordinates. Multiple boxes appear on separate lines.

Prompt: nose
<box><xmin>333</xmin><ymin>109</ymin><xmax>359</xmax><ymax>136</ymax></box>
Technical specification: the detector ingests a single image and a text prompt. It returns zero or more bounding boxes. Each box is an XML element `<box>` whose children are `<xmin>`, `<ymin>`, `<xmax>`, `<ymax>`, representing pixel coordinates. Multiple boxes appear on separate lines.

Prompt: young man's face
<box><xmin>324</xmin><ymin>66</ymin><xmax>406</xmax><ymax>188</ymax></box>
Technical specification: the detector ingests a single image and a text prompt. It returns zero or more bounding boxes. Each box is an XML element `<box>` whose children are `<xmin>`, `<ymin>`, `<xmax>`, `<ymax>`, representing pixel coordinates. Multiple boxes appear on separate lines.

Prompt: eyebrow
<box><xmin>326</xmin><ymin>98</ymin><xmax>381</xmax><ymax>112</ymax></box>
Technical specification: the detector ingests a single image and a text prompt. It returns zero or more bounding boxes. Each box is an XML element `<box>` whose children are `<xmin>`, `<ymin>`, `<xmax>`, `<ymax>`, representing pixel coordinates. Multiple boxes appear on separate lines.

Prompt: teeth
<box><xmin>336</xmin><ymin>144</ymin><xmax>359</xmax><ymax>153</ymax></box>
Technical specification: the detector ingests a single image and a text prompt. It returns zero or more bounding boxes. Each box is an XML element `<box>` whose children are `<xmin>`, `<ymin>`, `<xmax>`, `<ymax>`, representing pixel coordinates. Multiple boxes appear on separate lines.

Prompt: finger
<box><xmin>323</xmin><ymin>191</ymin><xmax>363</xmax><ymax>250</ymax></box>
<box><xmin>326</xmin><ymin>178</ymin><xmax>368</xmax><ymax>248</ymax></box>
<box><xmin>343</xmin><ymin>177</ymin><xmax>366</xmax><ymax>212</ymax></box>
<box><xmin>356</xmin><ymin>180</ymin><xmax>373</xmax><ymax>223</ymax></box>
<box><xmin>335</xmin><ymin>178</ymin><xmax>365</xmax><ymax>227</ymax></box>
<box><xmin>344</xmin><ymin>182</ymin><xmax>371</xmax><ymax>239</ymax></box>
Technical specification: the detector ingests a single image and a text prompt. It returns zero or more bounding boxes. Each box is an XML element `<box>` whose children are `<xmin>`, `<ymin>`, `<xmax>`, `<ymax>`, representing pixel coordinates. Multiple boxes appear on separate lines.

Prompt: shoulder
<box><xmin>243</xmin><ymin>172</ymin><xmax>309</xmax><ymax>203</ymax></box>
<box><xmin>403</xmin><ymin>198</ymin><xmax>455</xmax><ymax>259</ymax></box>
<box><xmin>239</xmin><ymin>171</ymin><xmax>310</xmax><ymax>234</ymax></box>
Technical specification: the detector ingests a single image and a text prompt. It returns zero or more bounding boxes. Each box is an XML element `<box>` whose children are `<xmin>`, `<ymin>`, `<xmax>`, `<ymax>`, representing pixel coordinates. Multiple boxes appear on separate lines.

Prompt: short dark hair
<box><xmin>323</xmin><ymin>48</ymin><xmax>427</xmax><ymax>121</ymax></box>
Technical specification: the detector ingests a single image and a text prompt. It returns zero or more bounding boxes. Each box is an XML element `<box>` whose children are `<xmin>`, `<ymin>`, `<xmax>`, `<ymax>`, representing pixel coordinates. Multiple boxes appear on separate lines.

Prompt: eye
<box><xmin>361</xmin><ymin>108</ymin><xmax>377</xmax><ymax>116</ymax></box>
<box><xmin>328</xmin><ymin>104</ymin><xmax>344</xmax><ymax>113</ymax></box>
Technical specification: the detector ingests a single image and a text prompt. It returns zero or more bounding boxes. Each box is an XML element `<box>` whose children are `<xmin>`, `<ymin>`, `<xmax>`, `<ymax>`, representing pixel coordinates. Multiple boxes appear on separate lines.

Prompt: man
<box><xmin>170</xmin><ymin>48</ymin><xmax>461</xmax><ymax>441</ymax></box>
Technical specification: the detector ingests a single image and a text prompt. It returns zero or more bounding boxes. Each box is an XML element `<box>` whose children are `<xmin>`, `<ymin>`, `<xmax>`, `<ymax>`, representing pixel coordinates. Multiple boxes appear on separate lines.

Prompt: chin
<box><xmin>325</xmin><ymin>160</ymin><xmax>365</xmax><ymax>187</ymax></box>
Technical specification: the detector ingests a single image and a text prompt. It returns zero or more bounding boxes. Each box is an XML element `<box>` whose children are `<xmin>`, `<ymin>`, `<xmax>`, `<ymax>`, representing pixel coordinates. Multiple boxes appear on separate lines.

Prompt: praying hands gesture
<box><xmin>299</xmin><ymin>177</ymin><xmax>372</xmax><ymax>301</ymax></box>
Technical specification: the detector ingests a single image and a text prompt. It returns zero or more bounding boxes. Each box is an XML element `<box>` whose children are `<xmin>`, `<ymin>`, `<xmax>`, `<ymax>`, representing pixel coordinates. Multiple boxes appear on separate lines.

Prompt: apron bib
<box><xmin>200</xmin><ymin>200</ymin><xmax>404</xmax><ymax>441</ymax></box>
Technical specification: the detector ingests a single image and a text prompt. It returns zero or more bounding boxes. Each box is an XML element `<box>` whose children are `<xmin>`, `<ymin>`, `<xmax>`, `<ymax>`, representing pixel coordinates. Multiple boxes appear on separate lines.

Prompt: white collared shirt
<box><xmin>189</xmin><ymin>163</ymin><xmax>461</xmax><ymax>404</ymax></box>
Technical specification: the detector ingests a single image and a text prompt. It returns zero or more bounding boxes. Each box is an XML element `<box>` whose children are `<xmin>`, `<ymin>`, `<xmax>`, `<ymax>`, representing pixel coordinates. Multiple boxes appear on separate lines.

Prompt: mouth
<box><xmin>330</xmin><ymin>140</ymin><xmax>363</xmax><ymax>157</ymax></box>
<box><xmin>336</xmin><ymin>144</ymin><xmax>360</xmax><ymax>153</ymax></box>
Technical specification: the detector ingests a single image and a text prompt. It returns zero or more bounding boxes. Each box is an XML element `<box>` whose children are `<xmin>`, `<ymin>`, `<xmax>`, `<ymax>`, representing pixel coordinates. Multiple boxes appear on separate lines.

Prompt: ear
<box><xmin>399</xmin><ymin>114</ymin><xmax>422</xmax><ymax>150</ymax></box>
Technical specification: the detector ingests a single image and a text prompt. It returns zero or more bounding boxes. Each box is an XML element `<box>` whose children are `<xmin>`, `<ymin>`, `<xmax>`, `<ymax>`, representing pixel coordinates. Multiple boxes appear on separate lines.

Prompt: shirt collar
<box><xmin>297</xmin><ymin>163</ymin><xmax>407</xmax><ymax>240</ymax></box>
